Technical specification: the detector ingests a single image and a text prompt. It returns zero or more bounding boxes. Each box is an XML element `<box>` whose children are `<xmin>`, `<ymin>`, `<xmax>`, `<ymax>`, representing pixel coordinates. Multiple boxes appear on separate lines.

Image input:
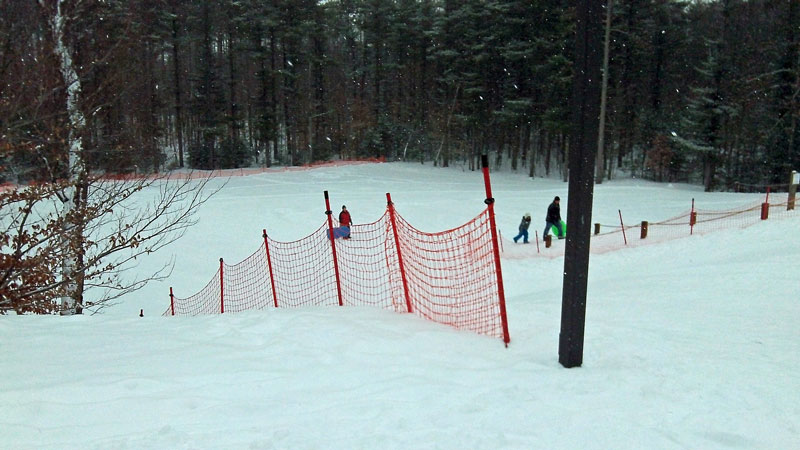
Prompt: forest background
<box><xmin>2</xmin><ymin>0</ymin><xmax>798</xmax><ymax>191</ymax></box>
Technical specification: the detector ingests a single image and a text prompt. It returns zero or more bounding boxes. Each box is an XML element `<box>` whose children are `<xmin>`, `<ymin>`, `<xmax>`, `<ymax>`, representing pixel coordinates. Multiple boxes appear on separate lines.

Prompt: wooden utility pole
<box><xmin>559</xmin><ymin>0</ymin><xmax>603</xmax><ymax>368</ymax></box>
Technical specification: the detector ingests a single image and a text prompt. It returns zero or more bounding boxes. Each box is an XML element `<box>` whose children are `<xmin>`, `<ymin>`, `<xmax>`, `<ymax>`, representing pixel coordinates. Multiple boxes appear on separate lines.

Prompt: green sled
<box><xmin>554</xmin><ymin>220</ymin><xmax>566</xmax><ymax>238</ymax></box>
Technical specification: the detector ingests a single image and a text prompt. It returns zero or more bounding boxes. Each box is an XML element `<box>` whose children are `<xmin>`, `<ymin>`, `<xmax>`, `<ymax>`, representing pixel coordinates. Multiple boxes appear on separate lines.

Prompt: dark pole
<box><xmin>559</xmin><ymin>0</ymin><xmax>602</xmax><ymax>368</ymax></box>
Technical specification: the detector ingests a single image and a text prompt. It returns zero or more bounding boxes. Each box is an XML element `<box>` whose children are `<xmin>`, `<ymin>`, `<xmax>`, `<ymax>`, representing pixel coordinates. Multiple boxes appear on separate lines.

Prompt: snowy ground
<box><xmin>2</xmin><ymin>161</ymin><xmax>798</xmax><ymax>449</ymax></box>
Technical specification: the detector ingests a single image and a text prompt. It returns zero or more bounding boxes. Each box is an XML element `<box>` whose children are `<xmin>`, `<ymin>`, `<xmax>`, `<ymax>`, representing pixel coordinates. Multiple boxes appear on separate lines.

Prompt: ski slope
<box><xmin>2</xmin><ymin>162</ymin><xmax>798</xmax><ymax>449</ymax></box>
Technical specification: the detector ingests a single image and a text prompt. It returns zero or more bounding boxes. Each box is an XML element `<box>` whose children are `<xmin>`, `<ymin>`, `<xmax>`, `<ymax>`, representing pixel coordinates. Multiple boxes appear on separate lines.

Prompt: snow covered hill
<box><xmin>2</xmin><ymin>162</ymin><xmax>798</xmax><ymax>449</ymax></box>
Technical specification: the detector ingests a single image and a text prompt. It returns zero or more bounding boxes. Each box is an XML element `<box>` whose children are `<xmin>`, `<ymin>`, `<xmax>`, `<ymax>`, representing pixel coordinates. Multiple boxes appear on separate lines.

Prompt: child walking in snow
<box><xmin>513</xmin><ymin>213</ymin><xmax>532</xmax><ymax>243</ymax></box>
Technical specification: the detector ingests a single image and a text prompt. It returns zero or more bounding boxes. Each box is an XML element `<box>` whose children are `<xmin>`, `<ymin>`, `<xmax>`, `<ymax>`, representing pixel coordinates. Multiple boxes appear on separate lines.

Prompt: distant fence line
<box><xmin>501</xmin><ymin>192</ymin><xmax>796</xmax><ymax>259</ymax></box>
<box><xmin>0</xmin><ymin>158</ymin><xmax>385</xmax><ymax>191</ymax></box>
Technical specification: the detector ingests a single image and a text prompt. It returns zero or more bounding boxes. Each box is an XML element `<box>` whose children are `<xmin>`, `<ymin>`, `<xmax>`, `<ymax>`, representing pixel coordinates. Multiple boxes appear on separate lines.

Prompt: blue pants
<box><xmin>543</xmin><ymin>221</ymin><xmax>563</xmax><ymax>238</ymax></box>
<box><xmin>513</xmin><ymin>230</ymin><xmax>529</xmax><ymax>243</ymax></box>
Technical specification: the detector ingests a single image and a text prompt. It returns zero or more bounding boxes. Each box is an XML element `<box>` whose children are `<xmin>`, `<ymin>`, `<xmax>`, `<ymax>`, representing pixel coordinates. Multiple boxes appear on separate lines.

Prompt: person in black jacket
<box><xmin>513</xmin><ymin>213</ymin><xmax>532</xmax><ymax>243</ymax></box>
<box><xmin>543</xmin><ymin>196</ymin><xmax>563</xmax><ymax>239</ymax></box>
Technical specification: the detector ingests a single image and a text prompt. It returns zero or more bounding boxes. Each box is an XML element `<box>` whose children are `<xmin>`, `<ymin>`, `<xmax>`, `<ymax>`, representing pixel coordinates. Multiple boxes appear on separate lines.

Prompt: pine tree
<box><xmin>767</xmin><ymin>0</ymin><xmax>800</xmax><ymax>183</ymax></box>
<box><xmin>189</xmin><ymin>2</ymin><xmax>226</xmax><ymax>169</ymax></box>
<box><xmin>672</xmin><ymin>39</ymin><xmax>738</xmax><ymax>191</ymax></box>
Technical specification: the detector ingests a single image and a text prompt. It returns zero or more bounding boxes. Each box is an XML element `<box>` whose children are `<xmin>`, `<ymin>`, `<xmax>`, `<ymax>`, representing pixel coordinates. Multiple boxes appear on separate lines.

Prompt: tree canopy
<box><xmin>1</xmin><ymin>0</ymin><xmax>797</xmax><ymax>190</ymax></box>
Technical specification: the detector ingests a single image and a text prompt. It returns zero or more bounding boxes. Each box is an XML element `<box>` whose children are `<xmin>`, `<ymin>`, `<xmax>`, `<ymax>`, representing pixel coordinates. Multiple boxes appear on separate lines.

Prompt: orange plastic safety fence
<box><xmin>267</xmin><ymin>222</ymin><xmax>340</xmax><ymax>308</ymax></box>
<box><xmin>164</xmin><ymin>207</ymin><xmax>507</xmax><ymax>343</ymax></box>
<box><xmin>169</xmin><ymin>269</ymin><xmax>221</xmax><ymax>315</ymax></box>
<box><xmin>0</xmin><ymin>159</ymin><xmax>386</xmax><ymax>191</ymax></box>
<box><xmin>392</xmin><ymin>209</ymin><xmax>505</xmax><ymax>340</ymax></box>
<box><xmin>222</xmin><ymin>245</ymin><xmax>274</xmax><ymax>313</ymax></box>
<box><xmin>332</xmin><ymin>211</ymin><xmax>404</xmax><ymax>310</ymax></box>
<box><xmin>501</xmin><ymin>195</ymin><xmax>798</xmax><ymax>259</ymax></box>
<box><xmin>103</xmin><ymin>159</ymin><xmax>386</xmax><ymax>182</ymax></box>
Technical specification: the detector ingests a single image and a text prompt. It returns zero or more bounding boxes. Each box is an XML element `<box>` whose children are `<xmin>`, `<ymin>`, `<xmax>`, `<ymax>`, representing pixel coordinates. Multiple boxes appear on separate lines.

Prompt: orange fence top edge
<box><xmin>1</xmin><ymin>158</ymin><xmax>386</xmax><ymax>189</ymax></box>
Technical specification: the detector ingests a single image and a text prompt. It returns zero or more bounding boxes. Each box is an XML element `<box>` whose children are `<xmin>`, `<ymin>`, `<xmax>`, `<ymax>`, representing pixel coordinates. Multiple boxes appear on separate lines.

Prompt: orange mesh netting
<box><xmin>501</xmin><ymin>194</ymin><xmax>798</xmax><ymax>259</ymax></box>
<box><xmin>391</xmin><ymin>211</ymin><xmax>504</xmax><ymax>339</ymax></box>
<box><xmin>165</xmin><ymin>199</ymin><xmax>510</xmax><ymax>344</ymax></box>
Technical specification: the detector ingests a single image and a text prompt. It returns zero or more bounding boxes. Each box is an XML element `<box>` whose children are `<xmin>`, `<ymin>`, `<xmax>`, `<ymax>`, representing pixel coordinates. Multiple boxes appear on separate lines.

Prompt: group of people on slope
<box><xmin>513</xmin><ymin>196</ymin><xmax>563</xmax><ymax>244</ymax></box>
<box><xmin>334</xmin><ymin>198</ymin><xmax>562</xmax><ymax>245</ymax></box>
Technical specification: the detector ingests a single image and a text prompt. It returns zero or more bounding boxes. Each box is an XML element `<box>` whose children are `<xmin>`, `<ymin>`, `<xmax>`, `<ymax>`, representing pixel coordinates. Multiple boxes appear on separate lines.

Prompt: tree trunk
<box><xmin>270</xmin><ymin>27</ymin><xmax>278</xmax><ymax>166</ymax></box>
<box><xmin>703</xmin><ymin>154</ymin><xmax>715</xmax><ymax>192</ymax></box>
<box><xmin>171</xmin><ymin>11</ymin><xmax>184</xmax><ymax>168</ymax></box>
<box><xmin>520</xmin><ymin>123</ymin><xmax>528</xmax><ymax>166</ymax></box>
<box><xmin>282</xmin><ymin>47</ymin><xmax>295</xmax><ymax>165</ymax></box>
<box><xmin>561</xmin><ymin>133</ymin><xmax>569</xmax><ymax>182</ymax></box>
<box><xmin>145</xmin><ymin>40</ymin><xmax>160</xmax><ymax>172</ymax></box>
<box><xmin>544</xmin><ymin>131</ymin><xmax>552</xmax><ymax>176</ymax></box>
<box><xmin>200</xmin><ymin>2</ymin><xmax>216</xmax><ymax>169</ymax></box>
<box><xmin>618</xmin><ymin>1</ymin><xmax>636</xmax><ymax>169</ymax></box>
<box><xmin>511</xmin><ymin>123</ymin><xmax>520</xmax><ymax>171</ymax></box>
<box><xmin>40</xmin><ymin>0</ymin><xmax>87</xmax><ymax>314</ymax></box>
<box><xmin>311</xmin><ymin>10</ymin><xmax>326</xmax><ymax>163</ymax></box>
<box><xmin>228</xmin><ymin>22</ymin><xmax>239</xmax><ymax>142</ymax></box>
<box><xmin>596</xmin><ymin>0</ymin><xmax>613</xmax><ymax>184</ymax></box>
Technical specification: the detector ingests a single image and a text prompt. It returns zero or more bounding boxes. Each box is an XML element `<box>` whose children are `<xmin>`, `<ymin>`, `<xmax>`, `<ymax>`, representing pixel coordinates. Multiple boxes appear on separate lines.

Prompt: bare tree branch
<box><xmin>1</xmin><ymin>173</ymin><xmax>221</xmax><ymax>314</ymax></box>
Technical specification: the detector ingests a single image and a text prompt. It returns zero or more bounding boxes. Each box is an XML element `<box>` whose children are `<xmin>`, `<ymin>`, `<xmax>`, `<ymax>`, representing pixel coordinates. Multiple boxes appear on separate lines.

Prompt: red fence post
<box><xmin>263</xmin><ymin>229</ymin><xmax>279</xmax><ymax>308</ymax></box>
<box><xmin>761</xmin><ymin>187</ymin><xmax>770</xmax><ymax>220</ymax></box>
<box><xmin>324</xmin><ymin>191</ymin><xmax>345</xmax><ymax>307</ymax></box>
<box><xmin>690</xmin><ymin>198</ymin><xmax>696</xmax><ymax>235</ymax></box>
<box><xmin>386</xmin><ymin>193</ymin><xmax>413</xmax><ymax>313</ymax></box>
<box><xmin>618</xmin><ymin>210</ymin><xmax>627</xmax><ymax>245</ymax></box>
<box><xmin>219</xmin><ymin>258</ymin><xmax>224</xmax><ymax>314</ymax></box>
<box><xmin>169</xmin><ymin>287</ymin><xmax>175</xmax><ymax>316</ymax></box>
<box><xmin>481</xmin><ymin>155</ymin><xmax>511</xmax><ymax>346</ymax></box>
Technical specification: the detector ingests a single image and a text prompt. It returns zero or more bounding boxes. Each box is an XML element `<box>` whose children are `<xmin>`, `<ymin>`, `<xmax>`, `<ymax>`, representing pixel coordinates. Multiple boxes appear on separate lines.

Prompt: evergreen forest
<box><xmin>2</xmin><ymin>0</ymin><xmax>798</xmax><ymax>191</ymax></box>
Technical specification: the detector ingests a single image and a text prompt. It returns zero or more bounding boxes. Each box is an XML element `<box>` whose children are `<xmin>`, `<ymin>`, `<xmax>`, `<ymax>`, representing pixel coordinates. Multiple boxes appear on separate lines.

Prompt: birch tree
<box><xmin>1</xmin><ymin>1</ymin><xmax>219</xmax><ymax>315</ymax></box>
<box><xmin>38</xmin><ymin>0</ymin><xmax>86</xmax><ymax>314</ymax></box>
<box><xmin>0</xmin><ymin>173</ymin><xmax>218</xmax><ymax>315</ymax></box>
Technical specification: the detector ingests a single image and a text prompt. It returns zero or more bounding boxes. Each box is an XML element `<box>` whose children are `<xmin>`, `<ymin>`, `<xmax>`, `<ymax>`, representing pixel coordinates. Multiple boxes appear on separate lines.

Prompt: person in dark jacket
<box><xmin>543</xmin><ymin>196</ymin><xmax>563</xmax><ymax>239</ymax></box>
<box><xmin>513</xmin><ymin>213</ymin><xmax>532</xmax><ymax>243</ymax></box>
<box><xmin>339</xmin><ymin>205</ymin><xmax>352</xmax><ymax>238</ymax></box>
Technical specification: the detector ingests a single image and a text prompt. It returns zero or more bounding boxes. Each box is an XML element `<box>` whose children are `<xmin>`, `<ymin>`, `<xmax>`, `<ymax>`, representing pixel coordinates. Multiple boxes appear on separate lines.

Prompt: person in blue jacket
<box><xmin>543</xmin><ymin>196</ymin><xmax>564</xmax><ymax>239</ymax></box>
<box><xmin>513</xmin><ymin>213</ymin><xmax>532</xmax><ymax>243</ymax></box>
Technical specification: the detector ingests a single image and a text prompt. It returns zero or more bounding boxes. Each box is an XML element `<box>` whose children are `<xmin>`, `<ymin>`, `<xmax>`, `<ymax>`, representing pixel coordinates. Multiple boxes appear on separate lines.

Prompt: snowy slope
<box><xmin>1</xmin><ymin>162</ymin><xmax>797</xmax><ymax>449</ymax></box>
